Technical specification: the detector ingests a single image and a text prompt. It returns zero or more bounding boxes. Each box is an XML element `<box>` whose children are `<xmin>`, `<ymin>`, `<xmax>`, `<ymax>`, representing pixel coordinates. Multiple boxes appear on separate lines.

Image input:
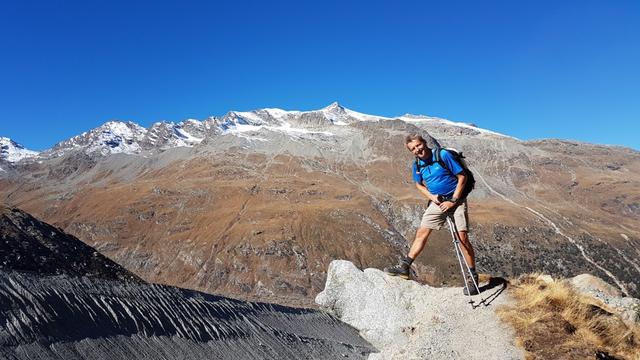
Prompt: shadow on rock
<box><xmin>478</xmin><ymin>277</ymin><xmax>508</xmax><ymax>307</ymax></box>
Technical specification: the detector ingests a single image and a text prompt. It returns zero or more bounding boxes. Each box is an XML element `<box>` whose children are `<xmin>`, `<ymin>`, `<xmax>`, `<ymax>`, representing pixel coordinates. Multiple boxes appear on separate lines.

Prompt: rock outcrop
<box><xmin>315</xmin><ymin>260</ymin><xmax>524</xmax><ymax>360</ymax></box>
<box><xmin>569</xmin><ymin>274</ymin><xmax>640</xmax><ymax>325</ymax></box>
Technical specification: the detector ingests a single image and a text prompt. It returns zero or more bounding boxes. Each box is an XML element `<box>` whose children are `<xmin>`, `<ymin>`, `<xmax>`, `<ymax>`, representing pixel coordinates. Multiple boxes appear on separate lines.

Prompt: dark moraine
<box><xmin>0</xmin><ymin>207</ymin><xmax>374</xmax><ymax>359</ymax></box>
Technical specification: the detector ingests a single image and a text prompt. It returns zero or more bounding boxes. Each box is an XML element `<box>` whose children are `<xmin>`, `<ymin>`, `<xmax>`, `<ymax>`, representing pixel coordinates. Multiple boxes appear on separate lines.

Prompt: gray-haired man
<box><xmin>384</xmin><ymin>134</ymin><xmax>478</xmax><ymax>295</ymax></box>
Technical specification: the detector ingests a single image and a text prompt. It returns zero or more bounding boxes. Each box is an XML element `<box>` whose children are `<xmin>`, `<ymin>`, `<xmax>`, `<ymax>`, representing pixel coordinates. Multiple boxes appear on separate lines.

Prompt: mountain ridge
<box><xmin>1</xmin><ymin>103</ymin><xmax>529</xmax><ymax>163</ymax></box>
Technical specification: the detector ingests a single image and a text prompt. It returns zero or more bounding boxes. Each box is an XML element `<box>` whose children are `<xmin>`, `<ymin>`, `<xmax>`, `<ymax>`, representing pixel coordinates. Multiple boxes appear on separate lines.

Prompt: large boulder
<box><xmin>570</xmin><ymin>274</ymin><xmax>622</xmax><ymax>297</ymax></box>
<box><xmin>315</xmin><ymin>260</ymin><xmax>523</xmax><ymax>359</ymax></box>
<box><xmin>570</xmin><ymin>274</ymin><xmax>640</xmax><ymax>325</ymax></box>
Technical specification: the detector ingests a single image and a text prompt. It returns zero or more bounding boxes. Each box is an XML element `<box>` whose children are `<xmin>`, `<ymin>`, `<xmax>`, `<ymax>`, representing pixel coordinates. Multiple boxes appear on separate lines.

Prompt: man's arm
<box><xmin>415</xmin><ymin>182</ymin><xmax>441</xmax><ymax>204</ymax></box>
<box><xmin>451</xmin><ymin>172</ymin><xmax>467</xmax><ymax>200</ymax></box>
<box><xmin>439</xmin><ymin>173</ymin><xmax>467</xmax><ymax>211</ymax></box>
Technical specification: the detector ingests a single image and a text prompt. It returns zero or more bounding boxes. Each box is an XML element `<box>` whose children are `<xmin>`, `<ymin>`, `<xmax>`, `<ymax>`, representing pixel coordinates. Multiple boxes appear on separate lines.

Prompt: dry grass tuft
<box><xmin>497</xmin><ymin>274</ymin><xmax>640</xmax><ymax>360</ymax></box>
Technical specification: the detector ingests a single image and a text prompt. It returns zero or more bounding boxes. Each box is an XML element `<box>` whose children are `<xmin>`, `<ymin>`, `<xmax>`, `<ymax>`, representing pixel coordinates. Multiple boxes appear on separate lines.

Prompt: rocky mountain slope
<box><xmin>1</xmin><ymin>206</ymin><xmax>140</xmax><ymax>281</ymax></box>
<box><xmin>1</xmin><ymin>103</ymin><xmax>638</xmax><ymax>307</ymax></box>
<box><xmin>0</xmin><ymin>206</ymin><xmax>374</xmax><ymax>359</ymax></box>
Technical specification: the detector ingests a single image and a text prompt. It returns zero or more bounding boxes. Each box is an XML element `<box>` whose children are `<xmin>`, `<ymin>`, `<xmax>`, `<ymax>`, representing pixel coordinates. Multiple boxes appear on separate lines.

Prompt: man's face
<box><xmin>406</xmin><ymin>139</ymin><xmax>429</xmax><ymax>159</ymax></box>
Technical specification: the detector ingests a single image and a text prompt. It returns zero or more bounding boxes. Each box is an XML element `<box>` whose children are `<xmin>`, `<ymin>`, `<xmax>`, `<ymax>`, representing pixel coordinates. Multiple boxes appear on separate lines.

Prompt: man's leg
<box><xmin>457</xmin><ymin>230</ymin><xmax>475</xmax><ymax>269</ymax></box>
<box><xmin>385</xmin><ymin>203</ymin><xmax>441</xmax><ymax>279</ymax></box>
<box><xmin>452</xmin><ymin>201</ymin><xmax>479</xmax><ymax>295</ymax></box>
<box><xmin>408</xmin><ymin>227</ymin><xmax>433</xmax><ymax>260</ymax></box>
<box><xmin>384</xmin><ymin>226</ymin><xmax>432</xmax><ymax>278</ymax></box>
<box><xmin>452</xmin><ymin>201</ymin><xmax>475</xmax><ymax>270</ymax></box>
<box><xmin>459</xmin><ymin>230</ymin><xmax>479</xmax><ymax>295</ymax></box>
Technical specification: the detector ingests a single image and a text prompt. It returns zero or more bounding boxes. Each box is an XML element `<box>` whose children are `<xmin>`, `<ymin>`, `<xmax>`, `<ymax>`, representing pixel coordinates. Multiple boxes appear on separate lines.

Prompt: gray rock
<box><xmin>316</xmin><ymin>260</ymin><xmax>524</xmax><ymax>360</ymax></box>
<box><xmin>570</xmin><ymin>273</ymin><xmax>640</xmax><ymax>325</ymax></box>
<box><xmin>570</xmin><ymin>273</ymin><xmax>622</xmax><ymax>297</ymax></box>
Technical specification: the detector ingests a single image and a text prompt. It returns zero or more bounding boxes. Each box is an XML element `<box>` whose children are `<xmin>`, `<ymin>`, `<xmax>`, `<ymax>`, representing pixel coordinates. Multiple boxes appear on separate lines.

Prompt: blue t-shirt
<box><xmin>412</xmin><ymin>149</ymin><xmax>464</xmax><ymax>197</ymax></box>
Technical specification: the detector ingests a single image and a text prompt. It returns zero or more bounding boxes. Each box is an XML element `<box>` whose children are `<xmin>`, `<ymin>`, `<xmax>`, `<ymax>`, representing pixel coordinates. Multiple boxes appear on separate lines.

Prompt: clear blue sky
<box><xmin>1</xmin><ymin>0</ymin><xmax>639</xmax><ymax>151</ymax></box>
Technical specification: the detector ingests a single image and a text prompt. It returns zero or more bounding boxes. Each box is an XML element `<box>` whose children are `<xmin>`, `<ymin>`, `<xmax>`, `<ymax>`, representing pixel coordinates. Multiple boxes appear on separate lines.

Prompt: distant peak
<box><xmin>0</xmin><ymin>137</ymin><xmax>16</xmax><ymax>145</ymax></box>
<box><xmin>101</xmin><ymin>120</ymin><xmax>126</xmax><ymax>127</ymax></box>
<box><xmin>93</xmin><ymin>121</ymin><xmax>147</xmax><ymax>137</ymax></box>
<box><xmin>322</xmin><ymin>102</ymin><xmax>346</xmax><ymax>113</ymax></box>
<box><xmin>152</xmin><ymin>121</ymin><xmax>173</xmax><ymax>127</ymax></box>
<box><xmin>0</xmin><ymin>136</ymin><xmax>39</xmax><ymax>162</ymax></box>
<box><xmin>0</xmin><ymin>137</ymin><xmax>24</xmax><ymax>149</ymax></box>
<box><xmin>100</xmin><ymin>120</ymin><xmax>143</xmax><ymax>128</ymax></box>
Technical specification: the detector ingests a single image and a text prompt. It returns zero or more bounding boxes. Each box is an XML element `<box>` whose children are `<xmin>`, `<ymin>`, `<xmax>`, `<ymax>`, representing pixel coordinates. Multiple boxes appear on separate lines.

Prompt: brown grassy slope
<box><xmin>1</xmin><ymin>153</ymin><xmax>415</xmax><ymax>307</ymax></box>
<box><xmin>498</xmin><ymin>275</ymin><xmax>640</xmax><ymax>360</ymax></box>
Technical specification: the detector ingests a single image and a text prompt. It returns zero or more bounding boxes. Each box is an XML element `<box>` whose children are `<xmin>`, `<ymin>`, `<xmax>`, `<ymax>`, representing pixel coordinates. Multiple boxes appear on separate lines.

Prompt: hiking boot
<box><xmin>384</xmin><ymin>258</ymin><xmax>412</xmax><ymax>280</ymax></box>
<box><xmin>463</xmin><ymin>273</ymin><xmax>480</xmax><ymax>296</ymax></box>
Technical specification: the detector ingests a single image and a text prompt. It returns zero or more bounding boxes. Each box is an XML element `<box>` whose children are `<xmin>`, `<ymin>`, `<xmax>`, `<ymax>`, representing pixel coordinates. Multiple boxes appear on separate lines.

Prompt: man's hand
<box><xmin>429</xmin><ymin>194</ymin><xmax>441</xmax><ymax>205</ymax></box>
<box><xmin>439</xmin><ymin>201</ymin><xmax>456</xmax><ymax>212</ymax></box>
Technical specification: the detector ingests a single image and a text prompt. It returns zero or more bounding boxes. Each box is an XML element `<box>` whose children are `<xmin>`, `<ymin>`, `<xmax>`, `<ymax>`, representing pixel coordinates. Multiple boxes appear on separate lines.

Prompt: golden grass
<box><xmin>497</xmin><ymin>274</ymin><xmax>640</xmax><ymax>360</ymax></box>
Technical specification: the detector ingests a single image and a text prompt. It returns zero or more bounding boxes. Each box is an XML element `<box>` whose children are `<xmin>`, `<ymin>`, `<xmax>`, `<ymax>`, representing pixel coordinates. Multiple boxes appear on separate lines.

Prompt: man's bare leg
<box><xmin>408</xmin><ymin>227</ymin><xmax>433</xmax><ymax>260</ymax></box>
<box><xmin>457</xmin><ymin>230</ymin><xmax>476</xmax><ymax>269</ymax></box>
<box><xmin>384</xmin><ymin>227</ymin><xmax>432</xmax><ymax>278</ymax></box>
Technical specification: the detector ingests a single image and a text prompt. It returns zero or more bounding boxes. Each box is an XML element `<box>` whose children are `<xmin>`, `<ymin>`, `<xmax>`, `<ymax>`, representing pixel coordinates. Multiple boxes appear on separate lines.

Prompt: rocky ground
<box><xmin>316</xmin><ymin>260</ymin><xmax>523</xmax><ymax>360</ymax></box>
<box><xmin>316</xmin><ymin>260</ymin><xmax>640</xmax><ymax>360</ymax></box>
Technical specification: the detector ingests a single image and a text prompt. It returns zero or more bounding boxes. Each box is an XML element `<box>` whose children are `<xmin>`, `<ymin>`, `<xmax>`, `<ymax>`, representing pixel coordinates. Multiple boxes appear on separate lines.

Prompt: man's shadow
<box><xmin>475</xmin><ymin>276</ymin><xmax>508</xmax><ymax>307</ymax></box>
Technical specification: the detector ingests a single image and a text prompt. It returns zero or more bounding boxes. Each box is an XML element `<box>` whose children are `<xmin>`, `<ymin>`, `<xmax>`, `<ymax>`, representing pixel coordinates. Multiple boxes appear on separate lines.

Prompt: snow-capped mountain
<box><xmin>0</xmin><ymin>137</ymin><xmax>39</xmax><ymax>163</ymax></box>
<box><xmin>144</xmin><ymin>120</ymin><xmax>211</xmax><ymax>149</ymax></box>
<box><xmin>45</xmin><ymin>120</ymin><xmax>214</xmax><ymax>157</ymax></box>
<box><xmin>48</xmin><ymin>121</ymin><xmax>148</xmax><ymax>157</ymax></box>
<box><xmin>212</xmin><ymin>105</ymin><xmax>341</xmax><ymax>140</ymax></box>
<box><xmin>2</xmin><ymin>103</ymin><xmax>512</xmax><ymax>163</ymax></box>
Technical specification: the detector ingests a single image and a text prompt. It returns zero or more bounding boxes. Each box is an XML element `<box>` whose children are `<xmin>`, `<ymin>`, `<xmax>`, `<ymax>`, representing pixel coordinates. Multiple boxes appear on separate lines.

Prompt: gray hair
<box><xmin>405</xmin><ymin>133</ymin><xmax>440</xmax><ymax>149</ymax></box>
<box><xmin>405</xmin><ymin>134</ymin><xmax>427</xmax><ymax>145</ymax></box>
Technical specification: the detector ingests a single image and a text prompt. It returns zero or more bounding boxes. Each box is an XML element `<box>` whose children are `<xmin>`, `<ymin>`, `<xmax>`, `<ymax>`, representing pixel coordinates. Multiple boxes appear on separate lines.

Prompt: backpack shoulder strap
<box><xmin>431</xmin><ymin>145</ymin><xmax>441</xmax><ymax>160</ymax></box>
<box><xmin>434</xmin><ymin>147</ymin><xmax>451</xmax><ymax>173</ymax></box>
<box><xmin>416</xmin><ymin>146</ymin><xmax>447</xmax><ymax>173</ymax></box>
<box><xmin>414</xmin><ymin>157</ymin><xmax>421</xmax><ymax>173</ymax></box>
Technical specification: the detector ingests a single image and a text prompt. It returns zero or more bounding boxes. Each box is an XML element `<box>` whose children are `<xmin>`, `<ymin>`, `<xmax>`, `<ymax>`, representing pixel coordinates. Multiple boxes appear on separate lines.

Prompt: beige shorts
<box><xmin>420</xmin><ymin>200</ymin><xmax>469</xmax><ymax>231</ymax></box>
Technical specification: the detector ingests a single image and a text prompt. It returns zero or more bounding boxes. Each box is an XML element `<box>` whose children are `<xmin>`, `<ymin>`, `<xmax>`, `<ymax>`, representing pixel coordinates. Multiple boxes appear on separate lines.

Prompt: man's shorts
<box><xmin>420</xmin><ymin>200</ymin><xmax>469</xmax><ymax>231</ymax></box>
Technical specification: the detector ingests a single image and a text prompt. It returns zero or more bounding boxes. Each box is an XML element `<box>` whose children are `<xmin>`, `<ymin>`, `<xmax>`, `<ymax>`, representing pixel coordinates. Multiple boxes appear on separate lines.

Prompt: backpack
<box><xmin>415</xmin><ymin>146</ymin><xmax>476</xmax><ymax>199</ymax></box>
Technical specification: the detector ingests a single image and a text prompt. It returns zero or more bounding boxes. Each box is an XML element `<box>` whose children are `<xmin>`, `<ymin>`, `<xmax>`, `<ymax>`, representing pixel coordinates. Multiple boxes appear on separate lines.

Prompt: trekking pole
<box><xmin>446</xmin><ymin>216</ymin><xmax>483</xmax><ymax>306</ymax></box>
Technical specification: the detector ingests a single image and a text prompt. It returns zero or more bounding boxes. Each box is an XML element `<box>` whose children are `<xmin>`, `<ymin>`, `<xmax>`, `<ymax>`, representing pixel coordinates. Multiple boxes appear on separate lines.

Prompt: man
<box><xmin>384</xmin><ymin>134</ymin><xmax>479</xmax><ymax>295</ymax></box>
